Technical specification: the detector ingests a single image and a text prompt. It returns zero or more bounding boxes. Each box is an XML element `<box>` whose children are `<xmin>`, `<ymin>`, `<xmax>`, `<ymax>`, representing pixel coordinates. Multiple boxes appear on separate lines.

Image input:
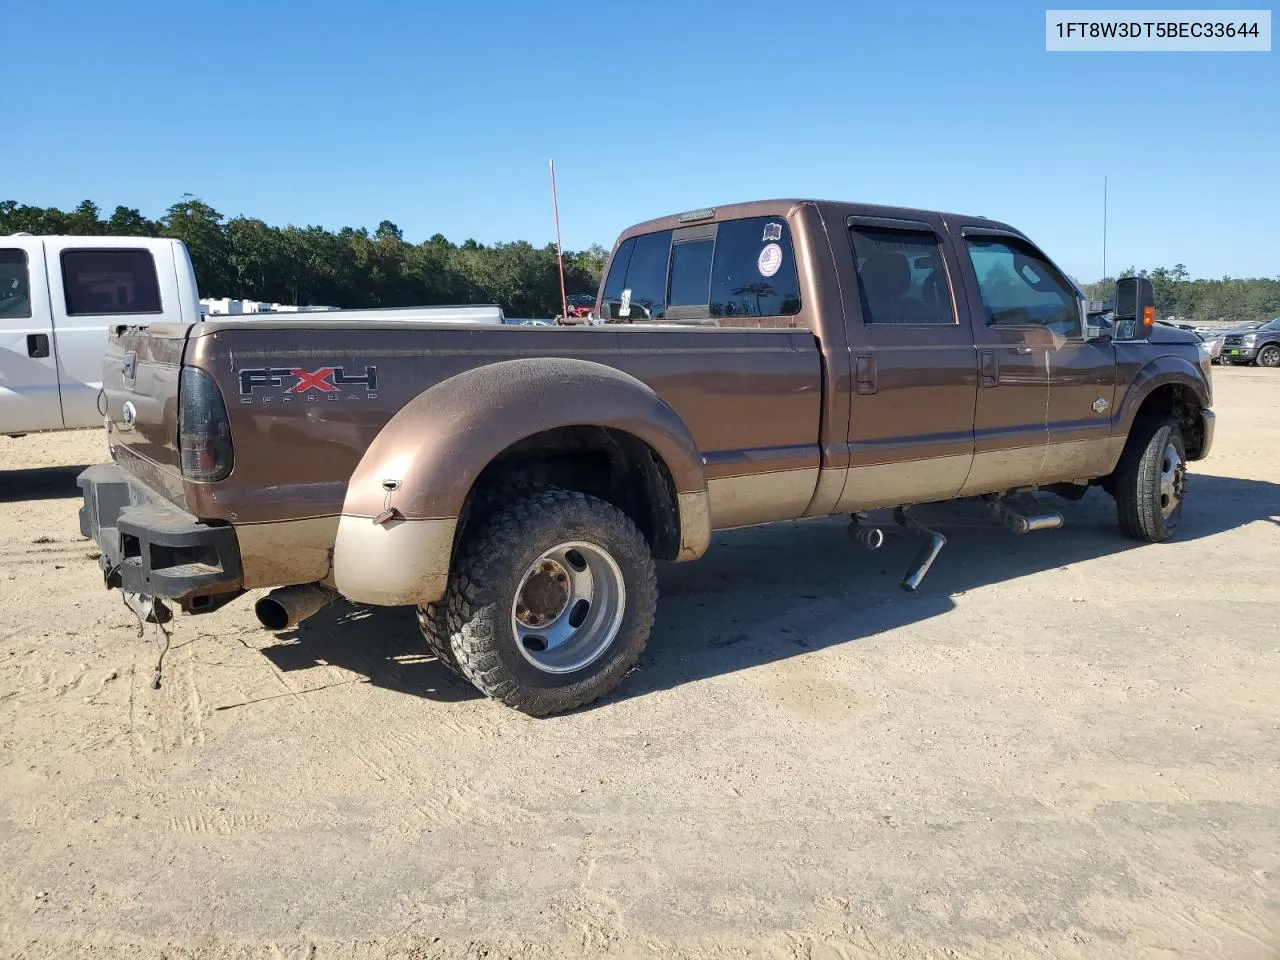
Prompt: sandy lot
<box><xmin>1</xmin><ymin>368</ymin><xmax>1278</xmax><ymax>960</ymax></box>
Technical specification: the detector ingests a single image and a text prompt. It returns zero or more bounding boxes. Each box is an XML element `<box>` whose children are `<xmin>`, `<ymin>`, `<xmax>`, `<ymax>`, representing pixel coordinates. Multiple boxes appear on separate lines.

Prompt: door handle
<box><xmin>855</xmin><ymin>354</ymin><xmax>877</xmax><ymax>395</ymax></box>
<box><xmin>980</xmin><ymin>351</ymin><xmax>998</xmax><ymax>388</ymax></box>
<box><xmin>26</xmin><ymin>334</ymin><xmax>50</xmax><ymax>359</ymax></box>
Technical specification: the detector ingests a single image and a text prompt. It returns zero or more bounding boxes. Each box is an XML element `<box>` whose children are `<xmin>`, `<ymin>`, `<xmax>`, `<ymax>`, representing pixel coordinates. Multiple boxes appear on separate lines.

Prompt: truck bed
<box><xmin>104</xmin><ymin>320</ymin><xmax>825</xmax><ymax>528</ymax></box>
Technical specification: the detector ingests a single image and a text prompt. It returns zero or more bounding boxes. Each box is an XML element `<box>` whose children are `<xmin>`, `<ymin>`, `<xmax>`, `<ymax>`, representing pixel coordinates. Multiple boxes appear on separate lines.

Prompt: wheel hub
<box><xmin>515</xmin><ymin>561</ymin><xmax>570</xmax><ymax>627</ymax></box>
<box><xmin>1159</xmin><ymin>442</ymin><xmax>1186</xmax><ymax>519</ymax></box>
<box><xmin>510</xmin><ymin>541</ymin><xmax>626</xmax><ymax>675</ymax></box>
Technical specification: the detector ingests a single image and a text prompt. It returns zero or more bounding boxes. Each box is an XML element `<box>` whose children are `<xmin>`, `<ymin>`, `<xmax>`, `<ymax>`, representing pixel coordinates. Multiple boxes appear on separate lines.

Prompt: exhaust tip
<box><xmin>254</xmin><ymin>583</ymin><xmax>339</xmax><ymax>631</ymax></box>
<box><xmin>254</xmin><ymin>596</ymin><xmax>291</xmax><ymax>631</ymax></box>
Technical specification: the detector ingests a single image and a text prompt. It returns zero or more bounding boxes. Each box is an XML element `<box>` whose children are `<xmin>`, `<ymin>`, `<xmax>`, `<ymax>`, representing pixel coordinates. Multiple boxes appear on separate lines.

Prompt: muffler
<box><xmin>254</xmin><ymin>583</ymin><xmax>338</xmax><ymax>631</ymax></box>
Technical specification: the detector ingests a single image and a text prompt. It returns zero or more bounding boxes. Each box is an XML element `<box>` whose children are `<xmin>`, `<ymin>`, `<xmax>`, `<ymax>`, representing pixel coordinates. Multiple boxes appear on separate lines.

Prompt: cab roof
<box><xmin>615</xmin><ymin>199</ymin><xmax>1019</xmax><ymax>244</ymax></box>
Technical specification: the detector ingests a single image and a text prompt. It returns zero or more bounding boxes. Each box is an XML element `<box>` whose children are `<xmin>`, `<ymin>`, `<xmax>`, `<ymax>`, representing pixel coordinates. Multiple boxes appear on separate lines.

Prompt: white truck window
<box><xmin>0</xmin><ymin>249</ymin><xmax>31</xmax><ymax>318</ymax></box>
<box><xmin>61</xmin><ymin>249</ymin><xmax>162</xmax><ymax>316</ymax></box>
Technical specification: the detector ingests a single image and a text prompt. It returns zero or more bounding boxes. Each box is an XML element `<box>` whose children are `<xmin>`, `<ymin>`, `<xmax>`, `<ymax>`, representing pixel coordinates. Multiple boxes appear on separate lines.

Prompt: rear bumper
<box><xmin>77</xmin><ymin>463</ymin><xmax>244</xmax><ymax>610</ymax></box>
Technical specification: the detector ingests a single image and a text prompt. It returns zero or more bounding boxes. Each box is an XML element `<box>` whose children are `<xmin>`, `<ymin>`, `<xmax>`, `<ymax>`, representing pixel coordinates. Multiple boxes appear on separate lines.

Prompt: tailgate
<box><xmin>103</xmin><ymin>323</ymin><xmax>193</xmax><ymax>507</ymax></box>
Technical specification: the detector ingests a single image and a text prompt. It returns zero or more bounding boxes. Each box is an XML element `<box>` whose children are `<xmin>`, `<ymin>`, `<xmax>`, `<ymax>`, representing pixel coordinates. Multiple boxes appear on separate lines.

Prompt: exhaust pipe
<box><xmin>894</xmin><ymin>507</ymin><xmax>948</xmax><ymax>593</ymax></box>
<box><xmin>254</xmin><ymin>583</ymin><xmax>338</xmax><ymax>631</ymax></box>
<box><xmin>985</xmin><ymin>498</ymin><xmax>1064</xmax><ymax>535</ymax></box>
<box><xmin>901</xmin><ymin>531</ymin><xmax>947</xmax><ymax>593</ymax></box>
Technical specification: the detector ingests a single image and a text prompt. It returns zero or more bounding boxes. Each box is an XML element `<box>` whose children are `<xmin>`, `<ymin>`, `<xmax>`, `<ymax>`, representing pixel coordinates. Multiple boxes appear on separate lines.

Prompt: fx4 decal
<box><xmin>237</xmin><ymin>365</ymin><xmax>379</xmax><ymax>403</ymax></box>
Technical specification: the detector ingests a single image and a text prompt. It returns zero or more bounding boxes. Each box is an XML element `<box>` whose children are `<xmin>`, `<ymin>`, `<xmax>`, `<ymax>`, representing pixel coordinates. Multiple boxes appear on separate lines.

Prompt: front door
<box><xmin>955</xmin><ymin>228</ymin><xmax>1118</xmax><ymax>487</ymax></box>
<box><xmin>1043</xmin><ymin>337</ymin><xmax>1118</xmax><ymax>482</ymax></box>
<box><xmin>835</xmin><ymin>214</ymin><xmax>978</xmax><ymax>511</ymax></box>
<box><xmin>954</xmin><ymin>227</ymin><xmax>1096</xmax><ymax>493</ymax></box>
<box><xmin>0</xmin><ymin>238</ymin><xmax>62</xmax><ymax>433</ymax></box>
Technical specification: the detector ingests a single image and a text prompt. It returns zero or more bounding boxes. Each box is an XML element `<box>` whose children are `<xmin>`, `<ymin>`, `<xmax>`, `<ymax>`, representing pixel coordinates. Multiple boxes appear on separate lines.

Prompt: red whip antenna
<box><xmin>549</xmin><ymin>159</ymin><xmax>569</xmax><ymax>321</ymax></box>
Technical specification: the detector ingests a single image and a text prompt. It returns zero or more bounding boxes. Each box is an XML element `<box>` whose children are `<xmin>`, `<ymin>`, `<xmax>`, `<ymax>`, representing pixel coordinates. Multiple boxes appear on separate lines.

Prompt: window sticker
<box><xmin>619</xmin><ymin>288</ymin><xmax>632</xmax><ymax>318</ymax></box>
<box><xmin>762</xmin><ymin>222</ymin><xmax>783</xmax><ymax>242</ymax></box>
<box><xmin>757</xmin><ymin>243</ymin><xmax>783</xmax><ymax>278</ymax></box>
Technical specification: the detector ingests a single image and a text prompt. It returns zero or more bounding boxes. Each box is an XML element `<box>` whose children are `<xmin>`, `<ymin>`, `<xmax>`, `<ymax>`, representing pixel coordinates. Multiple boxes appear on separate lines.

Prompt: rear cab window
<box><xmin>0</xmin><ymin>249</ymin><xmax>32</xmax><ymax>318</ymax></box>
<box><xmin>600</xmin><ymin>215</ymin><xmax>801</xmax><ymax>325</ymax></box>
<box><xmin>61</xmin><ymin>249</ymin><xmax>162</xmax><ymax>316</ymax></box>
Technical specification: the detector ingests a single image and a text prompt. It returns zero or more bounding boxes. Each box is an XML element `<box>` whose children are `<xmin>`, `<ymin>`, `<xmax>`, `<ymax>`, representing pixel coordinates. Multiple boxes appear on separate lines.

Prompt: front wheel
<box><xmin>1258</xmin><ymin>344</ymin><xmax>1280</xmax><ymax>368</ymax></box>
<box><xmin>436</xmin><ymin>487</ymin><xmax>657</xmax><ymax>716</ymax></box>
<box><xmin>1113</xmin><ymin>417</ymin><xmax>1187</xmax><ymax>543</ymax></box>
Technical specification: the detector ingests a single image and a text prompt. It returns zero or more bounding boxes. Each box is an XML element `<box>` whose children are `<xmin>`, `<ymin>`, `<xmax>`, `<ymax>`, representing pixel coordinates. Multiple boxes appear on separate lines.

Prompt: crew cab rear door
<box><xmin>0</xmin><ymin>237</ymin><xmax>62</xmax><ymax>433</ymax></box>
<box><xmin>834</xmin><ymin>213</ymin><xmax>978</xmax><ymax>510</ymax></box>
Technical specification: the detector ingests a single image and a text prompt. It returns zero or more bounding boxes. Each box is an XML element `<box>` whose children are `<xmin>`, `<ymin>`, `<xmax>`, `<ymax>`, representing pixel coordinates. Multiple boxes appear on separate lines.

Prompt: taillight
<box><xmin>179</xmin><ymin>367</ymin><xmax>233</xmax><ymax>481</ymax></box>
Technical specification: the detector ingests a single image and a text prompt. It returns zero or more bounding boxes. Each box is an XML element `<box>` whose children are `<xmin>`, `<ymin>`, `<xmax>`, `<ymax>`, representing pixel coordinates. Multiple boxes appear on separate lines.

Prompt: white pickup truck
<box><xmin>1</xmin><ymin>233</ymin><xmax>511</xmax><ymax>437</ymax></box>
<box><xmin>2</xmin><ymin>235</ymin><xmax>204</xmax><ymax>435</ymax></box>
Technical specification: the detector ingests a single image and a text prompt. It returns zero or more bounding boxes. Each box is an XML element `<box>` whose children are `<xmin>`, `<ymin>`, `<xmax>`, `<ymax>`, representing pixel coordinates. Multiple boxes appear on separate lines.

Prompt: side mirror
<box><xmin>1113</xmin><ymin>277</ymin><xmax>1156</xmax><ymax>340</ymax></box>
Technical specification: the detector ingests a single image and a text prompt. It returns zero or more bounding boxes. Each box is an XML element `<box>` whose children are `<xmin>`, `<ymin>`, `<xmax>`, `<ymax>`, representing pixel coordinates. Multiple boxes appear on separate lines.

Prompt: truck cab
<box><xmin>1</xmin><ymin>235</ymin><xmax>201</xmax><ymax>435</ymax></box>
<box><xmin>595</xmin><ymin>201</ymin><xmax>1214</xmax><ymax>512</ymax></box>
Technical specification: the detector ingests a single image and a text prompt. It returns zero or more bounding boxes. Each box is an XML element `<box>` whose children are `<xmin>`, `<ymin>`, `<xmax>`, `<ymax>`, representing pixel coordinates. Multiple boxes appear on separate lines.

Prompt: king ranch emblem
<box><xmin>237</xmin><ymin>365</ymin><xmax>379</xmax><ymax>403</ymax></box>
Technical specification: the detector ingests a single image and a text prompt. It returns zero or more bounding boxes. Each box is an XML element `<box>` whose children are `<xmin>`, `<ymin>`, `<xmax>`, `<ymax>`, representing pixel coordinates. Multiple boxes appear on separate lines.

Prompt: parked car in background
<box><xmin>1198</xmin><ymin>331</ymin><xmax>1226</xmax><ymax>363</ymax></box>
<box><xmin>1220</xmin><ymin>318</ymin><xmax>1280</xmax><ymax>368</ymax></box>
<box><xmin>564</xmin><ymin>293</ymin><xmax>596</xmax><ymax>319</ymax></box>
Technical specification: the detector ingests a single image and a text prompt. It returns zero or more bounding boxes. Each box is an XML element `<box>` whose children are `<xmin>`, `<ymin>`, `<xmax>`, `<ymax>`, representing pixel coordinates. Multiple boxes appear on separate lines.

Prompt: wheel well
<box><xmin>1134</xmin><ymin>384</ymin><xmax>1204</xmax><ymax>459</ymax></box>
<box><xmin>454</xmin><ymin>426</ymin><xmax>682</xmax><ymax>562</ymax></box>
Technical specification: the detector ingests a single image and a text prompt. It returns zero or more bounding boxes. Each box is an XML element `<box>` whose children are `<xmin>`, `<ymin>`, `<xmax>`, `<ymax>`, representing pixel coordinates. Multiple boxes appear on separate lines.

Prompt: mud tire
<box><xmin>416</xmin><ymin>604</ymin><xmax>464</xmax><ymax>677</ymax></box>
<box><xmin>442</xmin><ymin>487</ymin><xmax>657</xmax><ymax>716</ymax></box>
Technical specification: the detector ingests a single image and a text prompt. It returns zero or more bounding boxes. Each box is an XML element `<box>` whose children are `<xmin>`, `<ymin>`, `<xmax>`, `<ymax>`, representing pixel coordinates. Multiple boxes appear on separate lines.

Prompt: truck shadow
<box><xmin>616</xmin><ymin>471</ymin><xmax>1280</xmax><ymax>707</ymax></box>
<box><xmin>259</xmin><ymin>603</ymin><xmax>483</xmax><ymax>703</ymax></box>
<box><xmin>0</xmin><ymin>465</ymin><xmax>93</xmax><ymax>503</ymax></box>
<box><xmin>255</xmin><ymin>472</ymin><xmax>1278</xmax><ymax>711</ymax></box>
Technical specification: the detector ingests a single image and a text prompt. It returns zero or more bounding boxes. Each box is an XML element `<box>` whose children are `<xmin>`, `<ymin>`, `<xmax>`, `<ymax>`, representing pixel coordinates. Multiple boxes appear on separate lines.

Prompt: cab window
<box><xmin>709</xmin><ymin>217</ymin><xmax>801</xmax><ymax>319</ymax></box>
<box><xmin>601</xmin><ymin>216</ymin><xmax>802</xmax><ymax>324</ymax></box>
<box><xmin>965</xmin><ymin>238</ymin><xmax>1079</xmax><ymax>334</ymax></box>
<box><xmin>0</xmin><ymin>249</ymin><xmax>31</xmax><ymax>318</ymax></box>
<box><xmin>848</xmin><ymin>226</ymin><xmax>954</xmax><ymax>324</ymax></box>
<box><xmin>601</xmin><ymin>231</ymin><xmax>671</xmax><ymax>321</ymax></box>
<box><xmin>61</xmin><ymin>249</ymin><xmax>162</xmax><ymax>316</ymax></box>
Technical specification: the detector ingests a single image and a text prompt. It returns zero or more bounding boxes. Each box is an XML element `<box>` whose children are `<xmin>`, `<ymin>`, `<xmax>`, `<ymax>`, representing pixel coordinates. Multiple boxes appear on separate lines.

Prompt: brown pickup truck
<box><xmin>78</xmin><ymin>199</ymin><xmax>1215</xmax><ymax>715</ymax></box>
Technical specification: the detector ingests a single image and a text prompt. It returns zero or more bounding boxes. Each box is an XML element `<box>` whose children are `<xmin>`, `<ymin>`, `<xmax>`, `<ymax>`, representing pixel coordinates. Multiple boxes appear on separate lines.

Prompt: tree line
<box><xmin>3</xmin><ymin>197</ymin><xmax>1276</xmax><ymax>323</ymax></box>
<box><xmin>0</xmin><ymin>197</ymin><xmax>608</xmax><ymax>318</ymax></box>
<box><xmin>1080</xmin><ymin>265</ymin><xmax>1280</xmax><ymax>324</ymax></box>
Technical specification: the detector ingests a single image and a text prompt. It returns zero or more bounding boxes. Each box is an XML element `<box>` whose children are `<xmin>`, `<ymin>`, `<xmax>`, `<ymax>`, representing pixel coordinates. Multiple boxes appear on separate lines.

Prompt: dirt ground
<box><xmin>1</xmin><ymin>368</ymin><xmax>1278</xmax><ymax>960</ymax></box>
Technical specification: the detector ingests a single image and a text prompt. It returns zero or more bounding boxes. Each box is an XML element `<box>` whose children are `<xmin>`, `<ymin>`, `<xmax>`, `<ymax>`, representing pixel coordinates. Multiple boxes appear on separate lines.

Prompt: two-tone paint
<box><xmin>97</xmin><ymin>199</ymin><xmax>1214</xmax><ymax>609</ymax></box>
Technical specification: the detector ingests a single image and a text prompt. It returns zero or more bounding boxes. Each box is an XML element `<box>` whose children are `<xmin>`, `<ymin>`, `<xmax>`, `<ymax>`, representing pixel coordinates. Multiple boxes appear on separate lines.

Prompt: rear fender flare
<box><xmin>332</xmin><ymin>358</ymin><xmax>710</xmax><ymax>606</ymax></box>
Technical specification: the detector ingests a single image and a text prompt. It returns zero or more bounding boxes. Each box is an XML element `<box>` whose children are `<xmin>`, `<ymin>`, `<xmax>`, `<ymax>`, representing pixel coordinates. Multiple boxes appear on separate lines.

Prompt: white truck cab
<box><xmin>1</xmin><ymin>234</ymin><xmax>202</xmax><ymax>435</ymax></box>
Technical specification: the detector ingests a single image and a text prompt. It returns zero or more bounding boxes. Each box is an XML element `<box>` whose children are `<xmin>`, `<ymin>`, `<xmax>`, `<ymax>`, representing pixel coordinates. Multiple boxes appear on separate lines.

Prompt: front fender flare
<box><xmin>1115</xmin><ymin>355</ymin><xmax>1211</xmax><ymax>432</ymax></box>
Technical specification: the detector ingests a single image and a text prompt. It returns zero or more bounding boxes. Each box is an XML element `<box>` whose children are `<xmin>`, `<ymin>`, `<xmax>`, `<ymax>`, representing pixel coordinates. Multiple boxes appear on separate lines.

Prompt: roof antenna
<box><xmin>1102</xmin><ymin>175</ymin><xmax>1108</xmax><ymax>280</ymax></box>
<box><xmin>549</xmin><ymin>159</ymin><xmax>569</xmax><ymax>322</ymax></box>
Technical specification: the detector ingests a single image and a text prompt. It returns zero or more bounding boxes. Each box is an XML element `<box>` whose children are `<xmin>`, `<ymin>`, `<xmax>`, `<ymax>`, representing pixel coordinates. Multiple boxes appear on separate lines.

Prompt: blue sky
<box><xmin>4</xmin><ymin>0</ymin><xmax>1276</xmax><ymax>280</ymax></box>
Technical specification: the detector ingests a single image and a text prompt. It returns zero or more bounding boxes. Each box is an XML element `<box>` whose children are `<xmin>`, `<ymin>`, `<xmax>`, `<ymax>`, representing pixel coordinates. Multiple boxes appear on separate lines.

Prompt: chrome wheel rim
<box><xmin>510</xmin><ymin>541</ymin><xmax>626</xmax><ymax>674</ymax></box>
<box><xmin>1260</xmin><ymin>346</ymin><xmax>1280</xmax><ymax>367</ymax></box>
<box><xmin>1159</xmin><ymin>442</ymin><xmax>1186</xmax><ymax>519</ymax></box>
